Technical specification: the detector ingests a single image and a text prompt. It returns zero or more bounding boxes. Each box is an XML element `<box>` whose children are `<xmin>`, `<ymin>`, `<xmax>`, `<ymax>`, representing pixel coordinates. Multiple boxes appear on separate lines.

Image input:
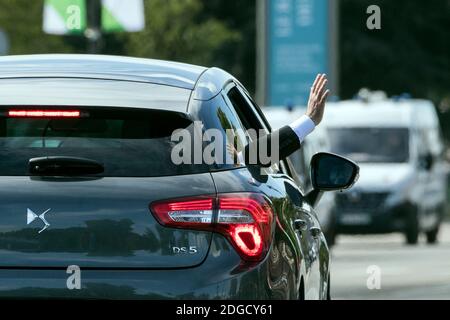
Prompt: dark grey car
<box><xmin>0</xmin><ymin>55</ymin><xmax>357</xmax><ymax>299</ymax></box>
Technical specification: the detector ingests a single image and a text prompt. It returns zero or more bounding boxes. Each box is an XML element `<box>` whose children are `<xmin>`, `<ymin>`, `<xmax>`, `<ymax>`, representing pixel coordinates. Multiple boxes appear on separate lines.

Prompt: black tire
<box><xmin>325</xmin><ymin>215</ymin><xmax>338</xmax><ymax>247</ymax></box>
<box><xmin>325</xmin><ymin>229</ymin><xmax>336</xmax><ymax>247</ymax></box>
<box><xmin>426</xmin><ymin>225</ymin><xmax>440</xmax><ymax>244</ymax></box>
<box><xmin>405</xmin><ymin>208</ymin><xmax>419</xmax><ymax>245</ymax></box>
<box><xmin>299</xmin><ymin>278</ymin><xmax>305</xmax><ymax>301</ymax></box>
<box><xmin>327</xmin><ymin>274</ymin><xmax>331</xmax><ymax>300</ymax></box>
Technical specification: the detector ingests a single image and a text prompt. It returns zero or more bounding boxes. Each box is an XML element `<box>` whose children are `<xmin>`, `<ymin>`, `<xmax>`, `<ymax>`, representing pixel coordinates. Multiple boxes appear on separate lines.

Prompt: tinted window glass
<box><xmin>225</xmin><ymin>87</ymin><xmax>279</xmax><ymax>173</ymax></box>
<box><xmin>189</xmin><ymin>95</ymin><xmax>249</xmax><ymax>169</ymax></box>
<box><xmin>213</xmin><ymin>96</ymin><xmax>248</xmax><ymax>167</ymax></box>
<box><xmin>227</xmin><ymin>87</ymin><xmax>265</xmax><ymax>132</ymax></box>
<box><xmin>0</xmin><ymin>107</ymin><xmax>209</xmax><ymax>177</ymax></box>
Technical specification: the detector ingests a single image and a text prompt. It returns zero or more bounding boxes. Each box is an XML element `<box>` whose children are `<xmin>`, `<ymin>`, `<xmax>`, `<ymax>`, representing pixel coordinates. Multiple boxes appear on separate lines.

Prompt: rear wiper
<box><xmin>29</xmin><ymin>156</ymin><xmax>104</xmax><ymax>176</ymax></box>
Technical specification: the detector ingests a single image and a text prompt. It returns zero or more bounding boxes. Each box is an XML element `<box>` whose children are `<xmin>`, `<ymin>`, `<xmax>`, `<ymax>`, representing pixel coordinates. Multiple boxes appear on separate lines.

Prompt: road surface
<box><xmin>331</xmin><ymin>222</ymin><xmax>450</xmax><ymax>300</ymax></box>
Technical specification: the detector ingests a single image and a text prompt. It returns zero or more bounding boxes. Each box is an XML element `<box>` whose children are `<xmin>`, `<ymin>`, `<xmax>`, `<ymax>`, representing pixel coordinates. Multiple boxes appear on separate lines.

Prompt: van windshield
<box><xmin>328</xmin><ymin>127</ymin><xmax>409</xmax><ymax>163</ymax></box>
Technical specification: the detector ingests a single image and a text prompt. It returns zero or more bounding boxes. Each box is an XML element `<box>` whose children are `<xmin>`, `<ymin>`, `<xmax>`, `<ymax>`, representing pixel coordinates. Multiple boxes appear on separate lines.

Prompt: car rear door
<box><xmin>281</xmin><ymin>164</ymin><xmax>324</xmax><ymax>300</ymax></box>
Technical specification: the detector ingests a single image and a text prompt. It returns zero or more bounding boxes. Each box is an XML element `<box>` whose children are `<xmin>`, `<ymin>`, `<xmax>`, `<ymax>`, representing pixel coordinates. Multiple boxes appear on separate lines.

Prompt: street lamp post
<box><xmin>85</xmin><ymin>0</ymin><xmax>102</xmax><ymax>54</ymax></box>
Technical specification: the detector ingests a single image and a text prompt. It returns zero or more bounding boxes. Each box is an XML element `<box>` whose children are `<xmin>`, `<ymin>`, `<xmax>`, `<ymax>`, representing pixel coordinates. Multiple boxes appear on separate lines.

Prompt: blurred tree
<box><xmin>0</xmin><ymin>0</ymin><xmax>241</xmax><ymax>69</ymax></box>
<box><xmin>200</xmin><ymin>1</ymin><xmax>256</xmax><ymax>93</ymax></box>
<box><xmin>0</xmin><ymin>0</ymin><xmax>85</xmax><ymax>54</ymax></box>
<box><xmin>0</xmin><ymin>0</ymin><xmax>254</xmax><ymax>91</ymax></box>
<box><xmin>340</xmin><ymin>0</ymin><xmax>450</xmax><ymax>140</ymax></box>
<box><xmin>124</xmin><ymin>0</ymin><xmax>241</xmax><ymax>69</ymax></box>
<box><xmin>340</xmin><ymin>0</ymin><xmax>450</xmax><ymax>103</ymax></box>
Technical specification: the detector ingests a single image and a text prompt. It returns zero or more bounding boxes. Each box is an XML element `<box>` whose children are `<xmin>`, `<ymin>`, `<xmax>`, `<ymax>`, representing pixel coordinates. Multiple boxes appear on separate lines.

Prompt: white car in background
<box><xmin>324</xmin><ymin>96</ymin><xmax>448</xmax><ymax>244</ymax></box>
<box><xmin>263</xmin><ymin>107</ymin><xmax>338</xmax><ymax>246</ymax></box>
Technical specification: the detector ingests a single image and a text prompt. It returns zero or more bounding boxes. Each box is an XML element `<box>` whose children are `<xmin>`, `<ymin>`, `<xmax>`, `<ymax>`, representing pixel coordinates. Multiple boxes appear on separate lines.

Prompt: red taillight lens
<box><xmin>8</xmin><ymin>110</ymin><xmax>81</xmax><ymax>118</ymax></box>
<box><xmin>150</xmin><ymin>193</ymin><xmax>274</xmax><ymax>262</ymax></box>
<box><xmin>216</xmin><ymin>194</ymin><xmax>273</xmax><ymax>260</ymax></box>
<box><xmin>151</xmin><ymin>197</ymin><xmax>214</xmax><ymax>231</ymax></box>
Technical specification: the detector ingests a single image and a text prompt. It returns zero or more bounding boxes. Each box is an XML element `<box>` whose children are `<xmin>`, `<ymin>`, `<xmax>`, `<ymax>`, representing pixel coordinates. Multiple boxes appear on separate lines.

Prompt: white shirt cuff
<box><xmin>289</xmin><ymin>115</ymin><xmax>315</xmax><ymax>143</ymax></box>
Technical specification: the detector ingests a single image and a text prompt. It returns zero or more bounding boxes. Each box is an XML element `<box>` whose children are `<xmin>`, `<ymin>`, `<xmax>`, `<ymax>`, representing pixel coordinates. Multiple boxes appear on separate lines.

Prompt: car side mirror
<box><xmin>310</xmin><ymin>152</ymin><xmax>359</xmax><ymax>191</ymax></box>
<box><xmin>419</xmin><ymin>153</ymin><xmax>433</xmax><ymax>171</ymax></box>
<box><xmin>306</xmin><ymin>153</ymin><xmax>359</xmax><ymax>207</ymax></box>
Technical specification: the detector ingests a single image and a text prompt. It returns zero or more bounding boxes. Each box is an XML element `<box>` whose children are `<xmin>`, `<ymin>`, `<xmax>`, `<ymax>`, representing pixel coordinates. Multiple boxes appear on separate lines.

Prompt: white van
<box><xmin>325</xmin><ymin>98</ymin><xmax>448</xmax><ymax>244</ymax></box>
<box><xmin>263</xmin><ymin>107</ymin><xmax>338</xmax><ymax>245</ymax></box>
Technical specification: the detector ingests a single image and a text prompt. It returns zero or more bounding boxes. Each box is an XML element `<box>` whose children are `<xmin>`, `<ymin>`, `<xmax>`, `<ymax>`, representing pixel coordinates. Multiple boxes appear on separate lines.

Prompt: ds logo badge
<box><xmin>27</xmin><ymin>208</ymin><xmax>51</xmax><ymax>233</ymax></box>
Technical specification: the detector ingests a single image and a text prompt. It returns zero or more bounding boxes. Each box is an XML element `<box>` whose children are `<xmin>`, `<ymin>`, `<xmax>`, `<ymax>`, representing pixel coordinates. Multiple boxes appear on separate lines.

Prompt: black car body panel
<box><xmin>0</xmin><ymin>236</ymin><xmax>276</xmax><ymax>299</ymax></box>
<box><xmin>0</xmin><ymin>174</ymin><xmax>215</xmax><ymax>269</ymax></box>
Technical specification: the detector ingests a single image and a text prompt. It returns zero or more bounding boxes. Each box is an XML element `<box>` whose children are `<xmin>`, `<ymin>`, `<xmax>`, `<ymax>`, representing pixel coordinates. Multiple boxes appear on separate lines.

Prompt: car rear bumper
<box><xmin>0</xmin><ymin>236</ymin><xmax>271</xmax><ymax>300</ymax></box>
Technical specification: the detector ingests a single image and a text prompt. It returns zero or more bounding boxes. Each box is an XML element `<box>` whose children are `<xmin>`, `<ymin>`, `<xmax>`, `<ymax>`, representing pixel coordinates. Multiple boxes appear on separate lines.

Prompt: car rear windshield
<box><xmin>0</xmin><ymin>107</ymin><xmax>210</xmax><ymax>177</ymax></box>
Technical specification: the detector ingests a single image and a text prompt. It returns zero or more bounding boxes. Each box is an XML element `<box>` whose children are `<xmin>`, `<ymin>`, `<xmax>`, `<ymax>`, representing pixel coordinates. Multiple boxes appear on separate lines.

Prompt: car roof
<box><xmin>0</xmin><ymin>54</ymin><xmax>207</xmax><ymax>90</ymax></box>
<box><xmin>323</xmin><ymin>100</ymin><xmax>433</xmax><ymax>128</ymax></box>
<box><xmin>0</xmin><ymin>55</ymin><xmax>239</xmax><ymax>112</ymax></box>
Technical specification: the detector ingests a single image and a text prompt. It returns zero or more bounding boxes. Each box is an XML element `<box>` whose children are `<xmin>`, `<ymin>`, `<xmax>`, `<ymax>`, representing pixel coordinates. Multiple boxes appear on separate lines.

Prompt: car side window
<box><xmin>213</xmin><ymin>95</ymin><xmax>249</xmax><ymax>167</ymax></box>
<box><xmin>190</xmin><ymin>92</ymin><xmax>249</xmax><ymax>169</ymax></box>
<box><xmin>287</xmin><ymin>150</ymin><xmax>308</xmax><ymax>192</ymax></box>
<box><xmin>417</xmin><ymin>129</ymin><xmax>428</xmax><ymax>157</ymax></box>
<box><xmin>239</xmin><ymin>87</ymin><xmax>273</xmax><ymax>132</ymax></box>
<box><xmin>226</xmin><ymin>86</ymin><xmax>266</xmax><ymax>134</ymax></box>
<box><xmin>225</xmin><ymin>84</ymin><xmax>281</xmax><ymax>174</ymax></box>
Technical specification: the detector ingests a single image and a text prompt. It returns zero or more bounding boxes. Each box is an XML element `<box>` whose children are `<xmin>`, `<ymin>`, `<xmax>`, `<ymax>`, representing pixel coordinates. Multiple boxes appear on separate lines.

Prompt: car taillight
<box><xmin>151</xmin><ymin>197</ymin><xmax>214</xmax><ymax>231</ymax></box>
<box><xmin>8</xmin><ymin>110</ymin><xmax>81</xmax><ymax>118</ymax></box>
<box><xmin>150</xmin><ymin>193</ymin><xmax>274</xmax><ymax>262</ymax></box>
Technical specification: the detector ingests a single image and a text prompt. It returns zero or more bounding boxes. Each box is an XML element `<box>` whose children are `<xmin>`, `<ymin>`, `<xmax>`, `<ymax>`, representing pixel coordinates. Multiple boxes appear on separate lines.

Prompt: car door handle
<box><xmin>294</xmin><ymin>219</ymin><xmax>308</xmax><ymax>231</ymax></box>
<box><xmin>309</xmin><ymin>227</ymin><xmax>322</xmax><ymax>238</ymax></box>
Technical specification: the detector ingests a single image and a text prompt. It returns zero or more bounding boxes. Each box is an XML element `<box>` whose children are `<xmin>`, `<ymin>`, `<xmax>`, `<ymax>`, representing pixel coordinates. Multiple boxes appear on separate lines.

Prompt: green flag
<box><xmin>43</xmin><ymin>0</ymin><xmax>144</xmax><ymax>35</ymax></box>
<box><xmin>43</xmin><ymin>0</ymin><xmax>87</xmax><ymax>35</ymax></box>
<box><xmin>101</xmin><ymin>0</ymin><xmax>145</xmax><ymax>33</ymax></box>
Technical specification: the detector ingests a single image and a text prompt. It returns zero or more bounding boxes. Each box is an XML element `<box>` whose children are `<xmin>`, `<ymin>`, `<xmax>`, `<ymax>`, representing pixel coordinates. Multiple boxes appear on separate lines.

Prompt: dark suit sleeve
<box><xmin>243</xmin><ymin>125</ymin><xmax>301</xmax><ymax>167</ymax></box>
